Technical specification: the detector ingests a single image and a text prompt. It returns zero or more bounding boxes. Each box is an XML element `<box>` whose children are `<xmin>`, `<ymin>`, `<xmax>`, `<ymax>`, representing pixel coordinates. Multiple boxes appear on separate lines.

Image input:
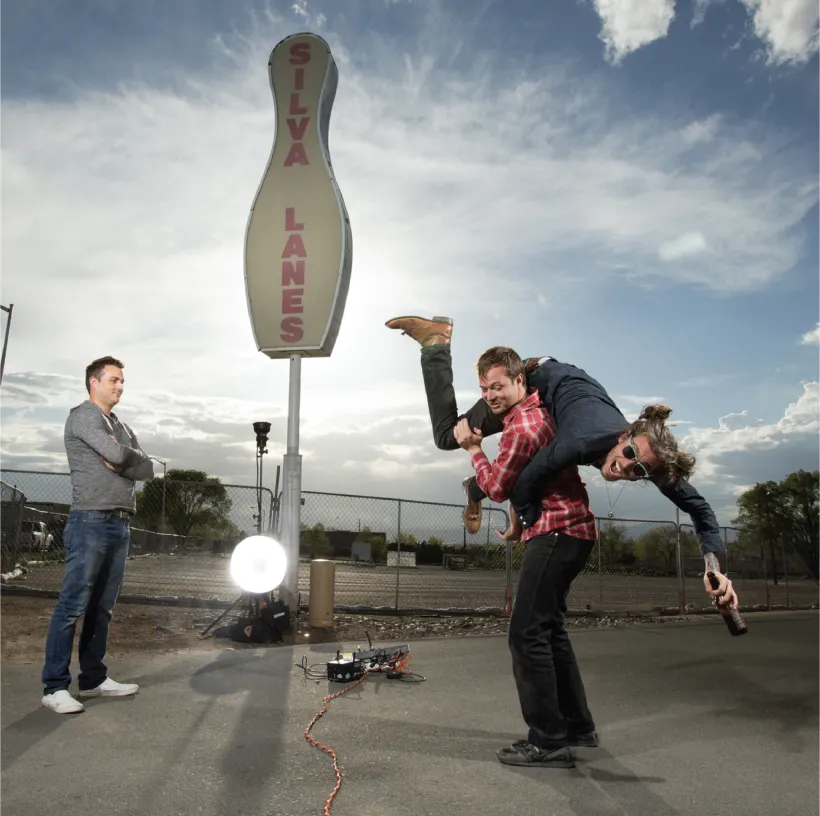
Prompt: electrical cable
<box><xmin>304</xmin><ymin>671</ymin><xmax>369</xmax><ymax>815</ymax></box>
<box><xmin>301</xmin><ymin>646</ymin><xmax>426</xmax><ymax>813</ymax></box>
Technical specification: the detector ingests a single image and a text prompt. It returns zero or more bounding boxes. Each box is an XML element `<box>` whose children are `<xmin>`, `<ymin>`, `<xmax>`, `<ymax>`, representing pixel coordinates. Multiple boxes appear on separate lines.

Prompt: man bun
<box><xmin>639</xmin><ymin>404</ymin><xmax>673</xmax><ymax>422</ymax></box>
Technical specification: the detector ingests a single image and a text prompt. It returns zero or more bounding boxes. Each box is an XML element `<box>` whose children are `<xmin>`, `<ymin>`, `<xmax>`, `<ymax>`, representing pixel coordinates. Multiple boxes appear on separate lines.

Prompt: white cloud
<box><xmin>596</xmin><ymin>0</ymin><xmax>818</xmax><ymax>65</ymax></box>
<box><xmin>682</xmin><ymin>382</ymin><xmax>819</xmax><ymax>482</ymax></box>
<box><xmin>619</xmin><ymin>394</ymin><xmax>666</xmax><ymax>406</ymax></box>
<box><xmin>800</xmin><ymin>323</ymin><xmax>820</xmax><ymax>345</ymax></box>
<box><xmin>718</xmin><ymin>409</ymin><xmax>750</xmax><ymax>431</ymax></box>
<box><xmin>691</xmin><ymin>0</ymin><xmax>726</xmax><ymax>28</ymax></box>
<box><xmin>682</xmin><ymin>115</ymin><xmax>722</xmax><ymax>145</ymax></box>
<box><xmin>740</xmin><ymin>0</ymin><xmax>819</xmax><ymax>65</ymax></box>
<box><xmin>659</xmin><ymin>231</ymin><xmax>708</xmax><ymax>261</ymax></box>
<box><xmin>591</xmin><ymin>0</ymin><xmax>677</xmax><ymax>63</ymax></box>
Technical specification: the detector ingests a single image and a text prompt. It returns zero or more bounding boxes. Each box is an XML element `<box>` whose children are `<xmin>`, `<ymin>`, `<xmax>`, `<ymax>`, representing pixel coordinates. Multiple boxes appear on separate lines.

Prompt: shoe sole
<box><xmin>462</xmin><ymin>478</ymin><xmax>482</xmax><ymax>534</ymax></box>
<box><xmin>385</xmin><ymin>315</ymin><xmax>453</xmax><ymax>326</ymax></box>
<box><xmin>77</xmin><ymin>689</ymin><xmax>139</xmax><ymax>698</ymax></box>
<box><xmin>497</xmin><ymin>753</ymin><xmax>575</xmax><ymax>768</ymax></box>
<box><xmin>41</xmin><ymin>702</ymin><xmax>84</xmax><ymax>714</ymax></box>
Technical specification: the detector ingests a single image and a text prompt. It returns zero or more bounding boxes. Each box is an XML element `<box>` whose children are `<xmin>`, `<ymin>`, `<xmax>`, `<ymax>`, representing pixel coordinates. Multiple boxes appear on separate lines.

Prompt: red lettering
<box><xmin>289</xmin><ymin>93</ymin><xmax>307</xmax><ymax>115</ymax></box>
<box><xmin>289</xmin><ymin>43</ymin><xmax>311</xmax><ymax>65</ymax></box>
<box><xmin>280</xmin><ymin>316</ymin><xmax>304</xmax><ymax>343</ymax></box>
<box><xmin>287</xmin><ymin>117</ymin><xmax>309</xmax><ymax>140</ymax></box>
<box><xmin>281</xmin><ymin>261</ymin><xmax>305</xmax><ymax>286</ymax></box>
<box><xmin>282</xmin><ymin>288</ymin><xmax>304</xmax><ymax>314</ymax></box>
<box><xmin>285</xmin><ymin>207</ymin><xmax>304</xmax><ymax>231</ymax></box>
<box><xmin>284</xmin><ymin>143</ymin><xmax>309</xmax><ymax>167</ymax></box>
<box><xmin>281</xmin><ymin>234</ymin><xmax>306</xmax><ymax>258</ymax></box>
<box><xmin>295</xmin><ymin>68</ymin><xmax>304</xmax><ymax>91</ymax></box>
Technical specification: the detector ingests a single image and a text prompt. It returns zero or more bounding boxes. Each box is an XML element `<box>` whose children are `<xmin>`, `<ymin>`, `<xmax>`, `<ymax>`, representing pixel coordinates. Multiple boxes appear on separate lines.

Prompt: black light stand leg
<box><xmin>199</xmin><ymin>592</ymin><xmax>248</xmax><ymax>638</ymax></box>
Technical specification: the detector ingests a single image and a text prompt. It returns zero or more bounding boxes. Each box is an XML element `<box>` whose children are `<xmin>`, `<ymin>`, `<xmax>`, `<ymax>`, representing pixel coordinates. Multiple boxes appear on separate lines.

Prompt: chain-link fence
<box><xmin>680</xmin><ymin>523</ymin><xmax>818</xmax><ymax>611</ymax></box>
<box><xmin>2</xmin><ymin>469</ymin><xmax>816</xmax><ymax>615</ymax></box>
<box><xmin>297</xmin><ymin>490</ymin><xmax>511</xmax><ymax>612</ymax></box>
<box><xmin>1</xmin><ymin>480</ymin><xmax>26</xmax><ymax>575</ymax></box>
<box><xmin>0</xmin><ymin>470</ymin><xmax>275</xmax><ymax>601</ymax></box>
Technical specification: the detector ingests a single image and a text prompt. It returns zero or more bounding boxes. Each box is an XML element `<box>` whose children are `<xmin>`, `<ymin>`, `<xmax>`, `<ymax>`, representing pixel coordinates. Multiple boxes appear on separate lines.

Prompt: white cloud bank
<box><xmin>592</xmin><ymin>0</ymin><xmax>819</xmax><ymax>65</ymax></box>
<box><xmin>592</xmin><ymin>0</ymin><xmax>676</xmax><ymax>63</ymax></box>
<box><xmin>682</xmin><ymin>381</ymin><xmax>819</xmax><ymax>484</ymax></box>
<box><xmin>740</xmin><ymin>0</ymin><xmax>820</xmax><ymax>65</ymax></box>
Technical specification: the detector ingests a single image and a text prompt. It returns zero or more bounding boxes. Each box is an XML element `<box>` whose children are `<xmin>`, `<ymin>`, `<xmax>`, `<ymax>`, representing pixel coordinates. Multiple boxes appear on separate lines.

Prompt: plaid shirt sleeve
<box><xmin>470</xmin><ymin>414</ymin><xmax>540</xmax><ymax>504</ymax></box>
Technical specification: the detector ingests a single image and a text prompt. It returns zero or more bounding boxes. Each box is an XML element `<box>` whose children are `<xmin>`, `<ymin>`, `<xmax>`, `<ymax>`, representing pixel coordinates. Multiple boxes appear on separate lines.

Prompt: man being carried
<box><xmin>454</xmin><ymin>344</ymin><xmax>600</xmax><ymax>768</ymax></box>
<box><xmin>386</xmin><ymin>314</ymin><xmax>738</xmax><ymax>610</ymax></box>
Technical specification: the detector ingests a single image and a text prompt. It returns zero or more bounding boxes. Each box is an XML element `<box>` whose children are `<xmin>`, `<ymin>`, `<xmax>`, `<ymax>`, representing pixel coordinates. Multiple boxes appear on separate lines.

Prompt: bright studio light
<box><xmin>230</xmin><ymin>536</ymin><xmax>287</xmax><ymax>594</ymax></box>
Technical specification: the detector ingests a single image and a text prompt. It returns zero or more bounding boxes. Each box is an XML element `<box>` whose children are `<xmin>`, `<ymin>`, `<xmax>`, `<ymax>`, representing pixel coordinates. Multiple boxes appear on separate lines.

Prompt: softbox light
<box><xmin>230</xmin><ymin>535</ymin><xmax>288</xmax><ymax>594</ymax></box>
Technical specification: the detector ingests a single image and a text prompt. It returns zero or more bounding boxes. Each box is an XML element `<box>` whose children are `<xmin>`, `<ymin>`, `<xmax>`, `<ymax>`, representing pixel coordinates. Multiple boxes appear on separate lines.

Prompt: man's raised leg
<box><xmin>386</xmin><ymin>315</ymin><xmax>503</xmax><ymax>532</ymax></box>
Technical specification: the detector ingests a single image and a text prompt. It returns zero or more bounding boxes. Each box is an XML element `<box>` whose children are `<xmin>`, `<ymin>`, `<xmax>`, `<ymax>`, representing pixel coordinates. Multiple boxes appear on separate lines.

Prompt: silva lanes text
<box><xmin>279</xmin><ymin>41</ymin><xmax>312</xmax><ymax>344</ymax></box>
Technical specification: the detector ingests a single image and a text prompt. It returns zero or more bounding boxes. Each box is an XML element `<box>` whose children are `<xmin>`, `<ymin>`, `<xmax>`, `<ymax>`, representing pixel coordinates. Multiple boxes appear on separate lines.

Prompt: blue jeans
<box><xmin>42</xmin><ymin>510</ymin><xmax>130</xmax><ymax>694</ymax></box>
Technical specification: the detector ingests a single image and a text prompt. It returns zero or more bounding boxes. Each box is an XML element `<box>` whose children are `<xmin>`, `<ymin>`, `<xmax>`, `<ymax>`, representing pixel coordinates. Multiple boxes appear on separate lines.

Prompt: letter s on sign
<box><xmin>280</xmin><ymin>317</ymin><xmax>304</xmax><ymax>343</ymax></box>
<box><xmin>289</xmin><ymin>42</ymin><xmax>310</xmax><ymax>65</ymax></box>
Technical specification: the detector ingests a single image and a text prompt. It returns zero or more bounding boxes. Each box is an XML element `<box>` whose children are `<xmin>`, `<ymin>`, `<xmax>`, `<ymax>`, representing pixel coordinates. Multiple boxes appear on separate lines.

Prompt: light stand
<box><xmin>200</xmin><ymin>421</ymin><xmax>287</xmax><ymax>641</ymax></box>
<box><xmin>253</xmin><ymin>421</ymin><xmax>271</xmax><ymax>535</ymax></box>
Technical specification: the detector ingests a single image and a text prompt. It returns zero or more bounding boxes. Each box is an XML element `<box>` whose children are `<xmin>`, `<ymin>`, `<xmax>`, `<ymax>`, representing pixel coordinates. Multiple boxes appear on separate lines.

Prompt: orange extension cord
<box><xmin>304</xmin><ymin>653</ymin><xmax>416</xmax><ymax>815</ymax></box>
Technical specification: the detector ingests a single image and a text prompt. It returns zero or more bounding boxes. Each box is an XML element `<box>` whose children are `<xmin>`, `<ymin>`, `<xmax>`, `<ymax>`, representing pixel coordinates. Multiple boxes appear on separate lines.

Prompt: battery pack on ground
<box><xmin>326</xmin><ymin>655</ymin><xmax>365</xmax><ymax>683</ymax></box>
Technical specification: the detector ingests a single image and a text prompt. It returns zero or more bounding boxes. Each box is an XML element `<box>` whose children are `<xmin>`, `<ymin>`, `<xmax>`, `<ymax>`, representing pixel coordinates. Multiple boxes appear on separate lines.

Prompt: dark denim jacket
<box><xmin>509</xmin><ymin>358</ymin><xmax>724</xmax><ymax>555</ymax></box>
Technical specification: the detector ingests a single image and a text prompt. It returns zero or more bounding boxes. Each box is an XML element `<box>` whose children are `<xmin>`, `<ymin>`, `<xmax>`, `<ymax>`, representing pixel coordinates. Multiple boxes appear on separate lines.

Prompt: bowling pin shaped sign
<box><xmin>244</xmin><ymin>33</ymin><xmax>352</xmax><ymax>358</ymax></box>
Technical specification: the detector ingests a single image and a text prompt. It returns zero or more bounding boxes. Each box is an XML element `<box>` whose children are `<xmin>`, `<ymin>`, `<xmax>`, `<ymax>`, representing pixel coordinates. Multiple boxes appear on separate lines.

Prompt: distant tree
<box><xmin>301</xmin><ymin>523</ymin><xmax>331</xmax><ymax>559</ymax></box>
<box><xmin>596</xmin><ymin>524</ymin><xmax>633</xmax><ymax>567</ymax></box>
<box><xmin>733</xmin><ymin>472</ymin><xmax>819</xmax><ymax>581</ymax></box>
<box><xmin>370</xmin><ymin>534</ymin><xmax>387</xmax><ymax>563</ymax></box>
<box><xmin>135</xmin><ymin>469</ymin><xmax>232</xmax><ymax>537</ymax></box>
<box><xmin>635</xmin><ymin>527</ymin><xmax>698</xmax><ymax>573</ymax></box>
<box><xmin>388</xmin><ymin>532</ymin><xmax>418</xmax><ymax>552</ymax></box>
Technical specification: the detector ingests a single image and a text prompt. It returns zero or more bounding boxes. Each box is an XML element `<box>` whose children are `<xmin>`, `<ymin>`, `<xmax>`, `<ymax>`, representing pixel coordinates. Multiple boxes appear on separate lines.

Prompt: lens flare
<box><xmin>230</xmin><ymin>536</ymin><xmax>287</xmax><ymax>594</ymax></box>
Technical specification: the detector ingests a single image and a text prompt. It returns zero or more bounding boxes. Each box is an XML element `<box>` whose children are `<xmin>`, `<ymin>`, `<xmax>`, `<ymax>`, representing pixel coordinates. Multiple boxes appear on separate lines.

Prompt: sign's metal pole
<box><xmin>0</xmin><ymin>303</ymin><xmax>14</xmax><ymax>386</ymax></box>
<box><xmin>281</xmin><ymin>354</ymin><xmax>302</xmax><ymax>625</ymax></box>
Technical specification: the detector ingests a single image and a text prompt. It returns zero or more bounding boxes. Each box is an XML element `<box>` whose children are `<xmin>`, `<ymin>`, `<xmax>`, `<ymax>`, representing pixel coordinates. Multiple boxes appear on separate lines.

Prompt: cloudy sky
<box><xmin>1</xmin><ymin>0</ymin><xmax>818</xmax><ymax>534</ymax></box>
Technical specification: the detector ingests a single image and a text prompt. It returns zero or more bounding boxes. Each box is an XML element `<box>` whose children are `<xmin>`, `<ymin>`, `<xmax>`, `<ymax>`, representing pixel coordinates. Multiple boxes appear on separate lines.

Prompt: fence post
<box><xmin>597</xmin><ymin>519</ymin><xmax>603</xmax><ymax>607</ymax></box>
<box><xmin>394</xmin><ymin>499</ymin><xmax>401</xmax><ymax>612</ymax></box>
<box><xmin>780</xmin><ymin>539</ymin><xmax>790</xmax><ymax>609</ymax></box>
<box><xmin>504</xmin><ymin>507</ymin><xmax>513</xmax><ymax>615</ymax></box>
<box><xmin>676</xmin><ymin>511</ymin><xmax>685</xmax><ymax>614</ymax></box>
<box><xmin>761</xmin><ymin>542</ymin><xmax>770</xmax><ymax>610</ymax></box>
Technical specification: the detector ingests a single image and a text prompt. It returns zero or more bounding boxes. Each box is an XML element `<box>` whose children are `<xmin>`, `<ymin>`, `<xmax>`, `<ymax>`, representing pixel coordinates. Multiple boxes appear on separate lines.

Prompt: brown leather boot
<box><xmin>462</xmin><ymin>476</ymin><xmax>482</xmax><ymax>534</ymax></box>
<box><xmin>385</xmin><ymin>315</ymin><xmax>453</xmax><ymax>347</ymax></box>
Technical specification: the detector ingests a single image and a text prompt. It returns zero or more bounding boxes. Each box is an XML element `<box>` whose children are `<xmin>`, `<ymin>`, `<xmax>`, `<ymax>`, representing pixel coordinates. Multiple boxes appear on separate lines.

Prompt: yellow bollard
<box><xmin>309</xmin><ymin>559</ymin><xmax>335</xmax><ymax>629</ymax></box>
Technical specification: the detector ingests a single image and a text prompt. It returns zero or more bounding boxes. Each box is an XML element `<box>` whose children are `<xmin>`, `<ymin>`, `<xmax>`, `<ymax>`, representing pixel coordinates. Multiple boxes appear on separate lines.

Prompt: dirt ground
<box><xmin>0</xmin><ymin>592</ymin><xmax>727</xmax><ymax>667</ymax></box>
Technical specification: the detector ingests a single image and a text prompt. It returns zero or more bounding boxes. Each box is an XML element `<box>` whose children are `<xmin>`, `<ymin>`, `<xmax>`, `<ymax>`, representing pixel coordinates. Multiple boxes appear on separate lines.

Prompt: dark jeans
<box><xmin>421</xmin><ymin>344</ymin><xmax>539</xmax><ymax>502</ymax></box>
<box><xmin>42</xmin><ymin>510</ymin><xmax>130</xmax><ymax>694</ymax></box>
<box><xmin>509</xmin><ymin>532</ymin><xmax>596</xmax><ymax>749</ymax></box>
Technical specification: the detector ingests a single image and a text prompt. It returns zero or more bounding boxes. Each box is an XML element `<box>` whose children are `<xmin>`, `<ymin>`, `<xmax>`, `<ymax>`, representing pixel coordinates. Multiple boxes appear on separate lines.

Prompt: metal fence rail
<box><xmin>1</xmin><ymin>469</ymin><xmax>816</xmax><ymax>615</ymax></box>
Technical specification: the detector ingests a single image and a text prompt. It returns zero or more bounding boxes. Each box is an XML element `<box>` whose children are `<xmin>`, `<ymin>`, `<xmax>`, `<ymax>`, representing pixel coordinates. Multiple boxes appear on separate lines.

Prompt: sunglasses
<box><xmin>623</xmin><ymin>441</ymin><xmax>652</xmax><ymax>480</ymax></box>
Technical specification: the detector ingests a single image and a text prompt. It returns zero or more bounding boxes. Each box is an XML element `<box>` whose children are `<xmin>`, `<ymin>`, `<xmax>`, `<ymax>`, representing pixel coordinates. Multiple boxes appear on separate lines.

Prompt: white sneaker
<box><xmin>42</xmin><ymin>690</ymin><xmax>84</xmax><ymax>714</ymax></box>
<box><xmin>77</xmin><ymin>678</ymin><xmax>139</xmax><ymax>698</ymax></box>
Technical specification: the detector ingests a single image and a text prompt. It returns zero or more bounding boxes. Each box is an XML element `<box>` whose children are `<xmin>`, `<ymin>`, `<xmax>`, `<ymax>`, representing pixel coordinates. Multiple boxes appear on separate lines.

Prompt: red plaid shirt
<box><xmin>470</xmin><ymin>389</ymin><xmax>597</xmax><ymax>542</ymax></box>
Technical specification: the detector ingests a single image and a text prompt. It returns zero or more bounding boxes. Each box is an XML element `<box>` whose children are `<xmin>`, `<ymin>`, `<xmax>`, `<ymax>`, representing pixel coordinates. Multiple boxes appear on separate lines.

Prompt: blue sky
<box><xmin>1</xmin><ymin>0</ymin><xmax>818</xmax><ymax>536</ymax></box>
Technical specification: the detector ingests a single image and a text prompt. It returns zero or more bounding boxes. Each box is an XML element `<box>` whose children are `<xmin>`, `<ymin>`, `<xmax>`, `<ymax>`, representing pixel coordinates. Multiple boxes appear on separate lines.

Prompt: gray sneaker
<box><xmin>42</xmin><ymin>690</ymin><xmax>84</xmax><ymax>714</ymax></box>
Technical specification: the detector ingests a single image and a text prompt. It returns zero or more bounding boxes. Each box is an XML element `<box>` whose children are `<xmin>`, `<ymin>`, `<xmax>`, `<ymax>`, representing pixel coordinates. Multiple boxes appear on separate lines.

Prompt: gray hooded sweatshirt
<box><xmin>64</xmin><ymin>400</ymin><xmax>154</xmax><ymax>513</ymax></box>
